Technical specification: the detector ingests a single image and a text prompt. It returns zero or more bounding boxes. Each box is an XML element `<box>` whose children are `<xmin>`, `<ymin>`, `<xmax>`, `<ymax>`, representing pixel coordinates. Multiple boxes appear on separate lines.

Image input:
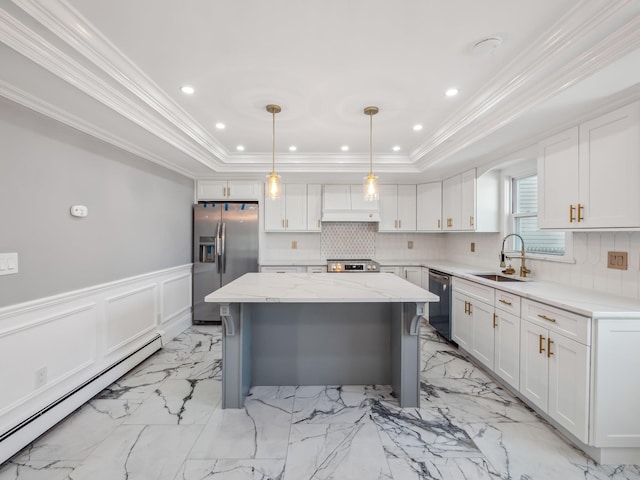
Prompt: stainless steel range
<box><xmin>326</xmin><ymin>259</ymin><xmax>380</xmax><ymax>273</ymax></box>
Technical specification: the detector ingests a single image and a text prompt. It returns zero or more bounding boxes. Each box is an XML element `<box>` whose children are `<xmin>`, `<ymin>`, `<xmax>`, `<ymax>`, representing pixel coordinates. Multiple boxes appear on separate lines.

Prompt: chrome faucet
<box><xmin>500</xmin><ymin>233</ymin><xmax>531</xmax><ymax>278</ymax></box>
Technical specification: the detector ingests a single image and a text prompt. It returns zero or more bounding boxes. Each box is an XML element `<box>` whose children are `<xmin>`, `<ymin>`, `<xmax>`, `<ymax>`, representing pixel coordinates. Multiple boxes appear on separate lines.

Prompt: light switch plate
<box><xmin>0</xmin><ymin>253</ymin><xmax>18</xmax><ymax>276</ymax></box>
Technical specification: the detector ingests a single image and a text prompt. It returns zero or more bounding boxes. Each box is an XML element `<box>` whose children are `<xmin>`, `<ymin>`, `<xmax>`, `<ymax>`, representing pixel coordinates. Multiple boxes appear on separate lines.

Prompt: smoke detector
<box><xmin>471</xmin><ymin>37</ymin><xmax>502</xmax><ymax>57</ymax></box>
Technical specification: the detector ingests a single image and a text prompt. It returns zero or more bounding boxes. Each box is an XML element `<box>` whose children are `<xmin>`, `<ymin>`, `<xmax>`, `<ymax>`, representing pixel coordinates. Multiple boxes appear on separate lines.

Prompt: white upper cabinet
<box><xmin>197</xmin><ymin>180</ymin><xmax>260</xmax><ymax>201</ymax></box>
<box><xmin>538</xmin><ymin>101</ymin><xmax>640</xmax><ymax>229</ymax></box>
<box><xmin>264</xmin><ymin>184</ymin><xmax>308</xmax><ymax>232</ymax></box>
<box><xmin>378</xmin><ymin>185</ymin><xmax>416</xmax><ymax>232</ymax></box>
<box><xmin>322</xmin><ymin>184</ymin><xmax>379</xmax><ymax>222</ymax></box>
<box><xmin>306</xmin><ymin>184</ymin><xmax>322</xmax><ymax>231</ymax></box>
<box><xmin>443</xmin><ymin>169</ymin><xmax>499</xmax><ymax>232</ymax></box>
<box><xmin>417</xmin><ymin>182</ymin><xmax>442</xmax><ymax>232</ymax></box>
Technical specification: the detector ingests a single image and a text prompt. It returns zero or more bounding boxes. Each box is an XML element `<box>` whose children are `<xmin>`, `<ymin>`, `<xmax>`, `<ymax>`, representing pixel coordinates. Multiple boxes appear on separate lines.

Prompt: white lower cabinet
<box><xmin>469</xmin><ymin>299</ymin><xmax>495</xmax><ymax>369</ymax></box>
<box><xmin>452</xmin><ymin>291</ymin><xmax>472</xmax><ymax>350</ymax></box>
<box><xmin>402</xmin><ymin>266</ymin><xmax>422</xmax><ymax>286</ymax></box>
<box><xmin>493</xmin><ymin>309</ymin><xmax>520</xmax><ymax>390</ymax></box>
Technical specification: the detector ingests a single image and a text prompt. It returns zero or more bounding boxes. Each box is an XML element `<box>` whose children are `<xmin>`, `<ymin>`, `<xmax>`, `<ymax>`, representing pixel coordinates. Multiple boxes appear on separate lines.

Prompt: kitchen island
<box><xmin>204</xmin><ymin>272</ymin><xmax>438</xmax><ymax>408</ymax></box>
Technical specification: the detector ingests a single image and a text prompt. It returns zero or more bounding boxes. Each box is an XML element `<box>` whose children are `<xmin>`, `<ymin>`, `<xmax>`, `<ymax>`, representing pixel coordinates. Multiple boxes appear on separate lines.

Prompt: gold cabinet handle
<box><xmin>469</xmin><ymin>216</ymin><xmax>474</xmax><ymax>227</ymax></box>
<box><xmin>539</xmin><ymin>335</ymin><xmax>546</xmax><ymax>354</ymax></box>
<box><xmin>569</xmin><ymin>204</ymin><xmax>575</xmax><ymax>223</ymax></box>
<box><xmin>227</xmin><ymin>186</ymin><xmax>230</xmax><ymax>197</ymax></box>
<box><xmin>547</xmin><ymin>338</ymin><xmax>554</xmax><ymax>358</ymax></box>
<box><xmin>577</xmin><ymin>203</ymin><xmax>584</xmax><ymax>222</ymax></box>
<box><xmin>223</xmin><ymin>186</ymin><xmax>227</xmax><ymax>197</ymax></box>
<box><xmin>282</xmin><ymin>219</ymin><xmax>285</xmax><ymax>228</ymax></box>
<box><xmin>447</xmin><ymin>218</ymin><xmax>453</xmax><ymax>228</ymax></box>
<box><xmin>395</xmin><ymin>219</ymin><xmax>398</xmax><ymax>229</ymax></box>
<box><xmin>493</xmin><ymin>313</ymin><xmax>497</xmax><ymax>329</ymax></box>
<box><xmin>537</xmin><ymin>314</ymin><xmax>557</xmax><ymax>323</ymax></box>
<box><xmin>399</xmin><ymin>219</ymin><xmax>401</xmax><ymax>229</ymax></box>
<box><xmin>468</xmin><ymin>302</ymin><xmax>472</xmax><ymax>315</ymax></box>
<box><xmin>286</xmin><ymin>219</ymin><xmax>289</xmax><ymax>228</ymax></box>
<box><xmin>404</xmin><ymin>270</ymin><xmax>407</xmax><ymax>279</ymax></box>
<box><xmin>437</xmin><ymin>219</ymin><xmax>441</xmax><ymax>228</ymax></box>
<box><xmin>317</xmin><ymin>219</ymin><xmax>321</xmax><ymax>228</ymax></box>
<box><xmin>498</xmin><ymin>299</ymin><xmax>512</xmax><ymax>306</ymax></box>
<box><xmin>464</xmin><ymin>301</ymin><xmax>468</xmax><ymax>314</ymax></box>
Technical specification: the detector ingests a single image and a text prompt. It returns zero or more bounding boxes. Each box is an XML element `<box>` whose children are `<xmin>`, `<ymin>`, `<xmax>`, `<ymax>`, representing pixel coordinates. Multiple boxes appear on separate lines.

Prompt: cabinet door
<box><xmin>226</xmin><ymin>182</ymin><xmax>260</xmax><ymax>200</ymax></box>
<box><xmin>442</xmin><ymin>175</ymin><xmax>461</xmax><ymax>231</ymax></box>
<box><xmin>323</xmin><ymin>185</ymin><xmax>351</xmax><ymax>210</ymax></box>
<box><xmin>537</xmin><ymin>127</ymin><xmax>580</xmax><ymax>229</ymax></box>
<box><xmin>380</xmin><ymin>266</ymin><xmax>401</xmax><ymax>276</ymax></box>
<box><xmin>452</xmin><ymin>291</ymin><xmax>471</xmax><ymax>350</ymax></box>
<box><xmin>264</xmin><ymin>184</ymin><xmax>285</xmax><ymax>231</ymax></box>
<box><xmin>417</xmin><ymin>182</ymin><xmax>442</xmax><ymax>231</ymax></box>
<box><xmin>519</xmin><ymin>320</ymin><xmax>549</xmax><ymax>412</ymax></box>
<box><xmin>494</xmin><ymin>310</ymin><xmax>520</xmax><ymax>390</ymax></box>
<box><xmin>421</xmin><ymin>267</ymin><xmax>430</xmax><ymax>289</ymax></box>
<box><xmin>307</xmin><ymin>184</ymin><xmax>322</xmax><ymax>231</ymax></box>
<box><xmin>459</xmin><ymin>169</ymin><xmax>476</xmax><ymax>231</ymax></box>
<box><xmin>284</xmin><ymin>184</ymin><xmax>308</xmax><ymax>231</ymax></box>
<box><xmin>547</xmin><ymin>333</ymin><xmax>590</xmax><ymax>442</ymax></box>
<box><xmin>579</xmin><ymin>102</ymin><xmax>640</xmax><ymax>228</ymax></box>
<box><xmin>378</xmin><ymin>185</ymin><xmax>399</xmax><ymax>231</ymax></box>
<box><xmin>470</xmin><ymin>300</ymin><xmax>495</xmax><ymax>370</ymax></box>
<box><xmin>397</xmin><ymin>185</ymin><xmax>417</xmax><ymax>231</ymax></box>
<box><xmin>402</xmin><ymin>266</ymin><xmax>422</xmax><ymax>286</ymax></box>
<box><xmin>197</xmin><ymin>181</ymin><xmax>227</xmax><ymax>200</ymax></box>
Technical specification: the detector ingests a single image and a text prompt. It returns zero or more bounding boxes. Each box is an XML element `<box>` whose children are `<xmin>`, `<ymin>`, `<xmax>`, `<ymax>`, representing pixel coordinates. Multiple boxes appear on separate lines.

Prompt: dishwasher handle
<box><xmin>429</xmin><ymin>271</ymin><xmax>450</xmax><ymax>283</ymax></box>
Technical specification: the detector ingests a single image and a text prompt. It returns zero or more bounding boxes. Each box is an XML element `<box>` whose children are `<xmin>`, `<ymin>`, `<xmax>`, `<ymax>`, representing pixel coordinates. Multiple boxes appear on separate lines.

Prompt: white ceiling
<box><xmin>1</xmin><ymin>0</ymin><xmax>640</xmax><ymax>182</ymax></box>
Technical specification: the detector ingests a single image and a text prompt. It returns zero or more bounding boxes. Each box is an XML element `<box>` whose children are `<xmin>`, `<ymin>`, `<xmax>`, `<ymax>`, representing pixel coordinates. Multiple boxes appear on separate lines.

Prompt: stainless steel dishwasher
<box><xmin>428</xmin><ymin>270</ymin><xmax>452</xmax><ymax>341</ymax></box>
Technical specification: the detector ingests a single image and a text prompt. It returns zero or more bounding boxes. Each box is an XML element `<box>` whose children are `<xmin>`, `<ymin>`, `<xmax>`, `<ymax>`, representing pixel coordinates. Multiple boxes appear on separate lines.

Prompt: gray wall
<box><xmin>0</xmin><ymin>98</ymin><xmax>194</xmax><ymax>307</ymax></box>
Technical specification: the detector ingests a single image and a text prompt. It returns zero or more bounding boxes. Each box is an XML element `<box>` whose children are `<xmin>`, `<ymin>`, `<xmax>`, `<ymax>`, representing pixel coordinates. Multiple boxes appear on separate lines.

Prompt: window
<box><xmin>511</xmin><ymin>174</ymin><xmax>565</xmax><ymax>256</ymax></box>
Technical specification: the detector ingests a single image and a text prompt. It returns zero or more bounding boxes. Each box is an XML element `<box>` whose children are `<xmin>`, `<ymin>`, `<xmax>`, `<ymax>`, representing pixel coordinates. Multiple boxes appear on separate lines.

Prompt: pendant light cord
<box><xmin>369</xmin><ymin>111</ymin><xmax>373</xmax><ymax>175</ymax></box>
<box><xmin>272</xmin><ymin>110</ymin><xmax>276</xmax><ymax>173</ymax></box>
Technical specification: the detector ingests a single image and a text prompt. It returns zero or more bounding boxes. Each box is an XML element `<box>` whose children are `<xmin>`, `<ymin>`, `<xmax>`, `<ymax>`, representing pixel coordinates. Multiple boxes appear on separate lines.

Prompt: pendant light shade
<box><xmin>266</xmin><ymin>104</ymin><xmax>282</xmax><ymax>200</ymax></box>
<box><xmin>363</xmin><ymin>106</ymin><xmax>379</xmax><ymax>201</ymax></box>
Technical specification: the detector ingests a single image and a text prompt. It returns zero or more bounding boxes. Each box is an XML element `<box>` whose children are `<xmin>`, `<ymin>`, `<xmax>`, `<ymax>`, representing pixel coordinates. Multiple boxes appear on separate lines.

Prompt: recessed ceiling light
<box><xmin>341</xmin><ymin>145</ymin><xmax>349</xmax><ymax>152</ymax></box>
<box><xmin>413</xmin><ymin>124</ymin><xmax>423</xmax><ymax>131</ymax></box>
<box><xmin>180</xmin><ymin>85</ymin><xmax>195</xmax><ymax>95</ymax></box>
<box><xmin>215</xmin><ymin>122</ymin><xmax>226</xmax><ymax>129</ymax></box>
<box><xmin>289</xmin><ymin>145</ymin><xmax>297</xmax><ymax>152</ymax></box>
<box><xmin>236</xmin><ymin>145</ymin><xmax>245</xmax><ymax>151</ymax></box>
<box><xmin>445</xmin><ymin>88</ymin><xmax>459</xmax><ymax>97</ymax></box>
<box><xmin>393</xmin><ymin>145</ymin><xmax>401</xmax><ymax>152</ymax></box>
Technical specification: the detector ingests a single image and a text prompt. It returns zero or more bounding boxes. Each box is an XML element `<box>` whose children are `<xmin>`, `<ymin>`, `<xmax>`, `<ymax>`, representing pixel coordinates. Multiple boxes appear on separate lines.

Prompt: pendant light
<box><xmin>266</xmin><ymin>104</ymin><xmax>282</xmax><ymax>200</ymax></box>
<box><xmin>363</xmin><ymin>106</ymin><xmax>379</xmax><ymax>201</ymax></box>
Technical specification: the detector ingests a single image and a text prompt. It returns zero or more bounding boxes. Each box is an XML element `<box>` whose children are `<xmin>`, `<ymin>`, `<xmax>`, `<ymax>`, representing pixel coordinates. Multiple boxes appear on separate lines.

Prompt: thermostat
<box><xmin>70</xmin><ymin>205</ymin><xmax>88</xmax><ymax>217</ymax></box>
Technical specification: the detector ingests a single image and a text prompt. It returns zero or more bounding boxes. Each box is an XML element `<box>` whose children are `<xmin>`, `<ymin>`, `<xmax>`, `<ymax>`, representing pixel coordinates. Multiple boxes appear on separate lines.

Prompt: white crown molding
<box><xmin>12</xmin><ymin>0</ymin><xmax>230</xmax><ymax>158</ymax></box>
<box><xmin>3</xmin><ymin>1</ymin><xmax>225</xmax><ymax>171</ymax></box>
<box><xmin>412</xmin><ymin>0</ymin><xmax>639</xmax><ymax>169</ymax></box>
<box><xmin>0</xmin><ymin>81</ymin><xmax>196</xmax><ymax>179</ymax></box>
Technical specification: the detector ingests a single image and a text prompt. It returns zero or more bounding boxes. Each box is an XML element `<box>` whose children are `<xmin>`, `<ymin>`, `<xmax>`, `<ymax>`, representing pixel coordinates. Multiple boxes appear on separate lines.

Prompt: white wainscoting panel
<box><xmin>105</xmin><ymin>284</ymin><xmax>157</xmax><ymax>355</ymax></box>
<box><xmin>0</xmin><ymin>264</ymin><xmax>192</xmax><ymax>463</ymax></box>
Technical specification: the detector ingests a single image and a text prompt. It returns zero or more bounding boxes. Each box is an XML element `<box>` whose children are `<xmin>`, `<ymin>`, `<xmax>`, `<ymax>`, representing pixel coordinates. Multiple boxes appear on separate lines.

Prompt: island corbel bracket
<box><xmin>409</xmin><ymin>303</ymin><xmax>426</xmax><ymax>335</ymax></box>
<box><xmin>219</xmin><ymin>303</ymin><xmax>237</xmax><ymax>336</ymax></box>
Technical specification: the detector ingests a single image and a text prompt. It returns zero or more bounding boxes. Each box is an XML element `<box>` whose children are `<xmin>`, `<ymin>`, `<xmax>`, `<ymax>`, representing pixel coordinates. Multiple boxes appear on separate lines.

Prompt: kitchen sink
<box><xmin>472</xmin><ymin>273</ymin><xmax>525</xmax><ymax>282</ymax></box>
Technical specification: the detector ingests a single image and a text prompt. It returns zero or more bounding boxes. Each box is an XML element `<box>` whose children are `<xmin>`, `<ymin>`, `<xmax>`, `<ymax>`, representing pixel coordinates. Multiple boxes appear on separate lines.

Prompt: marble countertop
<box><xmin>423</xmin><ymin>261</ymin><xmax>640</xmax><ymax>318</ymax></box>
<box><xmin>205</xmin><ymin>272</ymin><xmax>439</xmax><ymax>304</ymax></box>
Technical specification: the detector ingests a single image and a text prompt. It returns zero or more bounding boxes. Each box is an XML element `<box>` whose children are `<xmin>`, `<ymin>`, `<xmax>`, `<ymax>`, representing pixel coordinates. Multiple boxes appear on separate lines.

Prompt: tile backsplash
<box><xmin>321</xmin><ymin>223</ymin><xmax>376</xmax><ymax>259</ymax></box>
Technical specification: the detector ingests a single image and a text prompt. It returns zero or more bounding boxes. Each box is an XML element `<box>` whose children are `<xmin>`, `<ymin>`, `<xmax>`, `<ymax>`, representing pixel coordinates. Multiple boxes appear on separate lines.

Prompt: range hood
<box><xmin>321</xmin><ymin>184</ymin><xmax>380</xmax><ymax>223</ymax></box>
<box><xmin>321</xmin><ymin>211</ymin><xmax>380</xmax><ymax>222</ymax></box>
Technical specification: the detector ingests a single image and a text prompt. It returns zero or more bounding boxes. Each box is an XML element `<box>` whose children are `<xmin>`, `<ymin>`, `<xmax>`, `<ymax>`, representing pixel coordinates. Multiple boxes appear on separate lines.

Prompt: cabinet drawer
<box><xmin>495</xmin><ymin>289</ymin><xmax>521</xmax><ymax>316</ymax></box>
<box><xmin>521</xmin><ymin>299</ymin><xmax>590</xmax><ymax>346</ymax></box>
<box><xmin>453</xmin><ymin>277</ymin><xmax>493</xmax><ymax>305</ymax></box>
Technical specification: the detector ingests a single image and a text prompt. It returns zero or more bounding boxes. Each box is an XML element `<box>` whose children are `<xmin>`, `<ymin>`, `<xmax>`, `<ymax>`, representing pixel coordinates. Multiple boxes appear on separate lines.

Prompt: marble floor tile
<box><xmin>175</xmin><ymin>459</ymin><xmax>286</xmax><ymax>480</ymax></box>
<box><xmin>0</xmin><ymin>459</ymin><xmax>80</xmax><ymax>480</ymax></box>
<box><xmin>465</xmin><ymin>421</ymin><xmax>640</xmax><ymax>480</ymax></box>
<box><xmin>371</xmin><ymin>400</ymin><xmax>483</xmax><ymax>460</ymax></box>
<box><xmin>122</xmin><ymin>378</ymin><xmax>220</xmax><ymax>425</ymax></box>
<box><xmin>10</xmin><ymin>398</ymin><xmax>141</xmax><ymax>462</ymax></box>
<box><xmin>285</xmin><ymin>421</ymin><xmax>392</xmax><ymax>480</ymax></box>
<box><xmin>68</xmin><ymin>424</ymin><xmax>202</xmax><ymax>480</ymax></box>
<box><xmin>386</xmin><ymin>457</ymin><xmax>502</xmax><ymax>480</ymax></box>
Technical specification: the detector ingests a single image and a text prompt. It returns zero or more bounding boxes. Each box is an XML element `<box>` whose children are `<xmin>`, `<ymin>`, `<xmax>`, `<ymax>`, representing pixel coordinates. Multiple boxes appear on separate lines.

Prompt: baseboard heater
<box><xmin>0</xmin><ymin>334</ymin><xmax>162</xmax><ymax>464</ymax></box>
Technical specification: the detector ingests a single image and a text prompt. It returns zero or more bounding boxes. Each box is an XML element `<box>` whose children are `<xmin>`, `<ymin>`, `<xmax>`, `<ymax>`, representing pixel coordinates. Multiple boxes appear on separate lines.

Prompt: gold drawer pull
<box><xmin>499</xmin><ymin>299</ymin><xmax>512</xmax><ymax>306</ymax></box>
<box><xmin>539</xmin><ymin>335</ymin><xmax>545</xmax><ymax>354</ymax></box>
<box><xmin>538</xmin><ymin>314</ymin><xmax>557</xmax><ymax>323</ymax></box>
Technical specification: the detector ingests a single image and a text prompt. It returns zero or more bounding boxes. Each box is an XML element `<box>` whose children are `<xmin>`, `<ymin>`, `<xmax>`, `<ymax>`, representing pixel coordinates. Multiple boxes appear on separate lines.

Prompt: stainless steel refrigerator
<box><xmin>193</xmin><ymin>201</ymin><xmax>259</xmax><ymax>323</ymax></box>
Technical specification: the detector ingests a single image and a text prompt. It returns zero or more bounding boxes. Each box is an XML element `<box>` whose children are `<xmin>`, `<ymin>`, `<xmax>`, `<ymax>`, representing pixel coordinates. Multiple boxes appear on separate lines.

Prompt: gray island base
<box><xmin>204</xmin><ymin>273</ymin><xmax>439</xmax><ymax>409</ymax></box>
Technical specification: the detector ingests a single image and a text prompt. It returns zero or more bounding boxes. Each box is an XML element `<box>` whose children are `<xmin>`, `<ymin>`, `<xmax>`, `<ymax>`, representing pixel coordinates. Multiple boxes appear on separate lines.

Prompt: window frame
<box><xmin>504</xmin><ymin>167</ymin><xmax>574</xmax><ymax>264</ymax></box>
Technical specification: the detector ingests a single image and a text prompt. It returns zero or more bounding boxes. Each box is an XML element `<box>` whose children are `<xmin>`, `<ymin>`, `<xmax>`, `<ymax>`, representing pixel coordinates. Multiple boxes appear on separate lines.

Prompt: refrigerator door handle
<box><xmin>215</xmin><ymin>222</ymin><xmax>222</xmax><ymax>273</ymax></box>
<box><xmin>221</xmin><ymin>222</ymin><xmax>227</xmax><ymax>274</ymax></box>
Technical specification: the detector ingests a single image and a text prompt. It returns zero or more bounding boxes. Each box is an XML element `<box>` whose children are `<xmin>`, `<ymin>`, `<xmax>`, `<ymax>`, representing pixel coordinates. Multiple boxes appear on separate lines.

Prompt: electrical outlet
<box><xmin>35</xmin><ymin>366</ymin><xmax>47</xmax><ymax>388</ymax></box>
<box><xmin>607</xmin><ymin>251</ymin><xmax>628</xmax><ymax>270</ymax></box>
<box><xmin>470</xmin><ymin>242</ymin><xmax>476</xmax><ymax>253</ymax></box>
<box><xmin>291</xmin><ymin>241</ymin><xmax>297</xmax><ymax>249</ymax></box>
<box><xmin>407</xmin><ymin>241</ymin><xmax>413</xmax><ymax>249</ymax></box>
